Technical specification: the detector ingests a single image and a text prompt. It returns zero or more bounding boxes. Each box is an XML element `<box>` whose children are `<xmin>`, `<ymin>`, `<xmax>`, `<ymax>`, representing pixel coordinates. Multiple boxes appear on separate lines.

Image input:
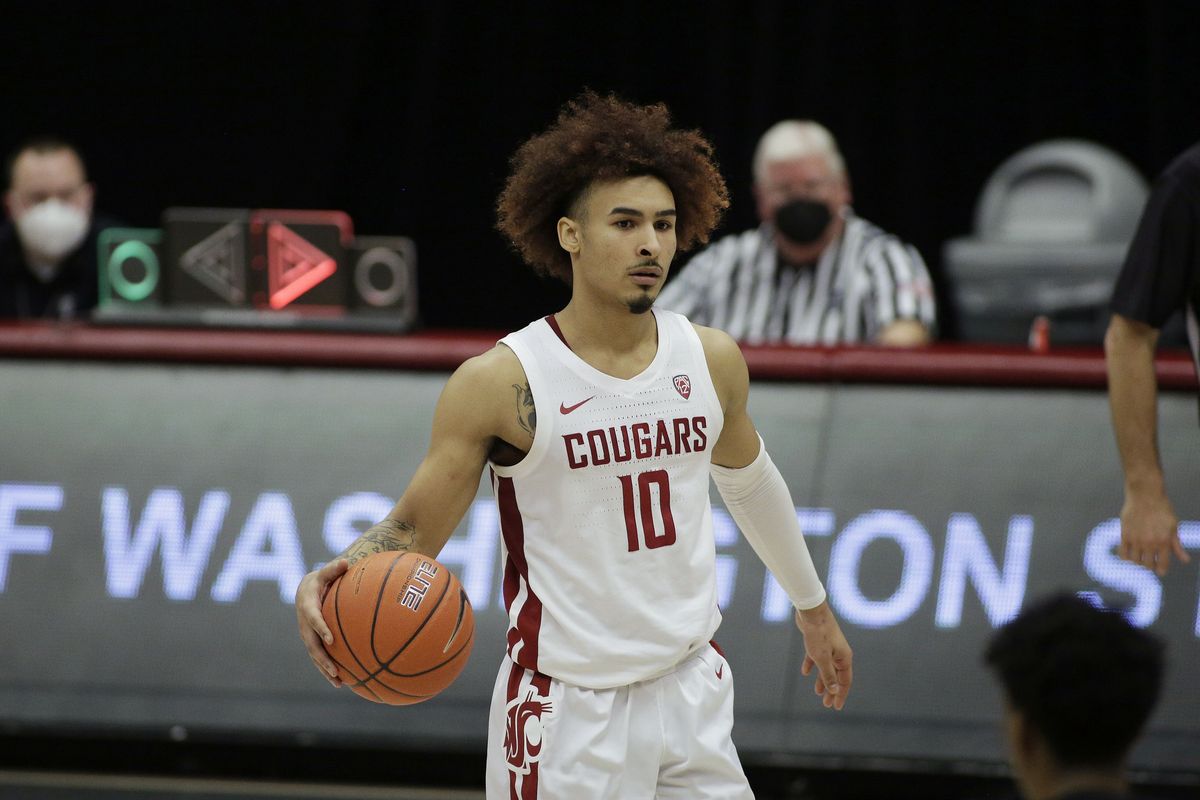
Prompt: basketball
<box><xmin>321</xmin><ymin>551</ymin><xmax>475</xmax><ymax>705</ymax></box>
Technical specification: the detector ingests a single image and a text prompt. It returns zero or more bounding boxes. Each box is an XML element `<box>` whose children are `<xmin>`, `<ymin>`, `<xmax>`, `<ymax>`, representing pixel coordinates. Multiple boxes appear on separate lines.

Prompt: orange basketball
<box><xmin>321</xmin><ymin>551</ymin><xmax>475</xmax><ymax>705</ymax></box>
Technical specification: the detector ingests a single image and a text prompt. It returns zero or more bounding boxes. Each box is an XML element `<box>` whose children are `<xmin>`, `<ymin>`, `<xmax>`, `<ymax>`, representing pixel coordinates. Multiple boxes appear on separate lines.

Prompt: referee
<box><xmin>1105</xmin><ymin>140</ymin><xmax>1200</xmax><ymax>577</ymax></box>
<box><xmin>657</xmin><ymin>120</ymin><xmax>936</xmax><ymax>346</ymax></box>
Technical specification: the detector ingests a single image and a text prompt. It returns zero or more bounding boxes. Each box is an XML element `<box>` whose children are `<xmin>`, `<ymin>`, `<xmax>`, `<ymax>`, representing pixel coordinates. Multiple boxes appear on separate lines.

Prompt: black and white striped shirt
<box><xmin>658</xmin><ymin>212</ymin><xmax>936</xmax><ymax>345</ymax></box>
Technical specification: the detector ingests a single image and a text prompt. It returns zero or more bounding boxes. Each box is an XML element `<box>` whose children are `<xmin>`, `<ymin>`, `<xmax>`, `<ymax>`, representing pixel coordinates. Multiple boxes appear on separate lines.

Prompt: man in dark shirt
<box><xmin>1105</xmin><ymin>142</ymin><xmax>1200</xmax><ymax>576</ymax></box>
<box><xmin>985</xmin><ymin>593</ymin><xmax>1165</xmax><ymax>800</ymax></box>
<box><xmin>0</xmin><ymin>137</ymin><xmax>106</xmax><ymax>319</ymax></box>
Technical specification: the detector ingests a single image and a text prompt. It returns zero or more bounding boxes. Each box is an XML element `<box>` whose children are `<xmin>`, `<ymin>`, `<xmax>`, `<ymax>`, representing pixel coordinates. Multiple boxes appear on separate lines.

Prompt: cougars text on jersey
<box><xmin>562</xmin><ymin>416</ymin><xmax>708</xmax><ymax>469</ymax></box>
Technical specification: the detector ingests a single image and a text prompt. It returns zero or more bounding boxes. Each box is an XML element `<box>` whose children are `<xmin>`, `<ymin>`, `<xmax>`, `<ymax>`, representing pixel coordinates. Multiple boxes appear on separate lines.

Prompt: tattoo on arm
<box><xmin>338</xmin><ymin>518</ymin><xmax>417</xmax><ymax>565</ymax></box>
<box><xmin>513</xmin><ymin>382</ymin><xmax>536</xmax><ymax>437</ymax></box>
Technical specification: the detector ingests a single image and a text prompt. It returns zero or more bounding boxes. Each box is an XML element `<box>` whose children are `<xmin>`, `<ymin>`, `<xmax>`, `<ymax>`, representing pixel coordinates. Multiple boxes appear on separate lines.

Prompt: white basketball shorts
<box><xmin>485</xmin><ymin>644</ymin><xmax>753</xmax><ymax>799</ymax></box>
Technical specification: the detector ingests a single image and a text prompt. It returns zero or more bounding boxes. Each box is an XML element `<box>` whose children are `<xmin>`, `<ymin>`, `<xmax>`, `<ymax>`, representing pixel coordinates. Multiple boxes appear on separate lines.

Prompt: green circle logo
<box><xmin>107</xmin><ymin>241</ymin><xmax>159</xmax><ymax>302</ymax></box>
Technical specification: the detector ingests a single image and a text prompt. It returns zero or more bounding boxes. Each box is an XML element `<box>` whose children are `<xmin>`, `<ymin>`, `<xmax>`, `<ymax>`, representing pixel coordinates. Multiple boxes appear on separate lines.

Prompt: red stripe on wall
<box><xmin>494</xmin><ymin>473</ymin><xmax>543</xmax><ymax>670</ymax></box>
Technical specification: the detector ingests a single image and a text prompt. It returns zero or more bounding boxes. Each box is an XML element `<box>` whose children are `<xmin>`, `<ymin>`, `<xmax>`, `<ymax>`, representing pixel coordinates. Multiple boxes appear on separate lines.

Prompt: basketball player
<box><xmin>296</xmin><ymin>92</ymin><xmax>853</xmax><ymax>798</ymax></box>
<box><xmin>985</xmin><ymin>593</ymin><xmax>1164</xmax><ymax>800</ymax></box>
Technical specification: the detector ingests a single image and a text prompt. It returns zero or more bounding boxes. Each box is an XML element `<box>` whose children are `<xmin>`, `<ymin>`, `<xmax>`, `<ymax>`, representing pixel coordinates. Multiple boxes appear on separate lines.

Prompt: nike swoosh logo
<box><xmin>716</xmin><ymin>664</ymin><xmax>724</xmax><ymax>680</ymax></box>
<box><xmin>559</xmin><ymin>396</ymin><xmax>595</xmax><ymax>415</ymax></box>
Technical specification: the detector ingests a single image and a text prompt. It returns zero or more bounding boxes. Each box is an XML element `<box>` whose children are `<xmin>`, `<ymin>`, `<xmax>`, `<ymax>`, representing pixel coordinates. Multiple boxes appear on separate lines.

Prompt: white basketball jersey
<box><xmin>490</xmin><ymin>309</ymin><xmax>725</xmax><ymax>688</ymax></box>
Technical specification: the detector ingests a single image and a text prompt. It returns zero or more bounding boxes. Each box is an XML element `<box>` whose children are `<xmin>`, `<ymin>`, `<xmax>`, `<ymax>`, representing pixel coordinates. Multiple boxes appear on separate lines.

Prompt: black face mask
<box><xmin>774</xmin><ymin>198</ymin><xmax>832</xmax><ymax>244</ymax></box>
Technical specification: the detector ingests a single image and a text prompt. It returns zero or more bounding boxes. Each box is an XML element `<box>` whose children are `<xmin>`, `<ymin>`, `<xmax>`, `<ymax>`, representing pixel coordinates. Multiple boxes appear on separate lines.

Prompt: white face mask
<box><xmin>14</xmin><ymin>198</ymin><xmax>90</xmax><ymax>265</ymax></box>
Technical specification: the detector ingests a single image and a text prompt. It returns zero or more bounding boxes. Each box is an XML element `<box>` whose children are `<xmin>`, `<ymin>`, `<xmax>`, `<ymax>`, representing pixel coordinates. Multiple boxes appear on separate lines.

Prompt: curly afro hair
<box><xmin>496</xmin><ymin>90</ymin><xmax>729</xmax><ymax>284</ymax></box>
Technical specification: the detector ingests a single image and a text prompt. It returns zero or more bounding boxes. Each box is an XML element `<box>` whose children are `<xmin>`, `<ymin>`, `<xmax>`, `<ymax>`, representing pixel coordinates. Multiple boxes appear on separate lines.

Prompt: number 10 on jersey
<box><xmin>618</xmin><ymin>469</ymin><xmax>677</xmax><ymax>551</ymax></box>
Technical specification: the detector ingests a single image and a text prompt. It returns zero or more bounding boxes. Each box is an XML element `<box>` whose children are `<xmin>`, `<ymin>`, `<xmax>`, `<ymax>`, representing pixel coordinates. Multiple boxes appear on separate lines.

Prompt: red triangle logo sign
<box><xmin>266</xmin><ymin>222</ymin><xmax>337</xmax><ymax>309</ymax></box>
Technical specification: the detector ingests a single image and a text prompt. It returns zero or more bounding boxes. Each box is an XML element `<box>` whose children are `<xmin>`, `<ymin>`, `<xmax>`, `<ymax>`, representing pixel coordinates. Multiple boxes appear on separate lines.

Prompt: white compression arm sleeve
<box><xmin>710</xmin><ymin>438</ymin><xmax>827</xmax><ymax>610</ymax></box>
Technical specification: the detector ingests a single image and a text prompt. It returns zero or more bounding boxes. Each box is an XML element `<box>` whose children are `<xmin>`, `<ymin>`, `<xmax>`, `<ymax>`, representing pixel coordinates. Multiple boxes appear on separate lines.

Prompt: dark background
<box><xmin>3</xmin><ymin>1</ymin><xmax>1199</xmax><ymax>338</ymax></box>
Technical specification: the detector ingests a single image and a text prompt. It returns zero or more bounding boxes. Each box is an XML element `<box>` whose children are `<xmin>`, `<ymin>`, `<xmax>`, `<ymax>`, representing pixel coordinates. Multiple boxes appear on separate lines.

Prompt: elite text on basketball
<box><xmin>400</xmin><ymin>560</ymin><xmax>439</xmax><ymax>611</ymax></box>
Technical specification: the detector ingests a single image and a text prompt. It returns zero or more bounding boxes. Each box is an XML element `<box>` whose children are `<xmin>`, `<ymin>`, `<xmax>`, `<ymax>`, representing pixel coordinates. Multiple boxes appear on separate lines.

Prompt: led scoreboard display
<box><xmin>0</xmin><ymin>359</ymin><xmax>1197</xmax><ymax>773</ymax></box>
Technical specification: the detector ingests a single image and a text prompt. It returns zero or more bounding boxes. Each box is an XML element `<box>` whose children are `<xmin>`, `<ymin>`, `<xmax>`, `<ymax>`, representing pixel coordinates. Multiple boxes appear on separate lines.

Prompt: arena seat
<box><xmin>943</xmin><ymin>139</ymin><xmax>1148</xmax><ymax>344</ymax></box>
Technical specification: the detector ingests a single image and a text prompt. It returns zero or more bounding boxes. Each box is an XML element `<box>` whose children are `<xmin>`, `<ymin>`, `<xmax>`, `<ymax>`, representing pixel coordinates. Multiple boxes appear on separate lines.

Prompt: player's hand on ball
<box><xmin>795</xmin><ymin>601</ymin><xmax>853</xmax><ymax>711</ymax></box>
<box><xmin>296</xmin><ymin>558</ymin><xmax>350</xmax><ymax>688</ymax></box>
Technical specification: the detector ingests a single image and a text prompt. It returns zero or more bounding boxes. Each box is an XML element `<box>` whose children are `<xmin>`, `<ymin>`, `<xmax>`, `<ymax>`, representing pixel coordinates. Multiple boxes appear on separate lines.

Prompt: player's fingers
<box><xmin>301</xmin><ymin>626</ymin><xmax>340</xmax><ymax>682</ymax></box>
<box><xmin>318</xmin><ymin>558</ymin><xmax>350</xmax><ymax>588</ymax></box>
<box><xmin>1118</xmin><ymin>537</ymin><xmax>1134</xmax><ymax>563</ymax></box>
<box><xmin>804</xmin><ymin>655</ymin><xmax>833</xmax><ymax>705</ymax></box>
<box><xmin>309</xmin><ymin>655</ymin><xmax>340</xmax><ymax>687</ymax></box>
<box><xmin>297</xmin><ymin>586</ymin><xmax>335</xmax><ymax>646</ymax></box>
<box><xmin>1154</xmin><ymin>546</ymin><xmax>1170</xmax><ymax>577</ymax></box>
<box><xmin>1172</xmin><ymin>538</ymin><xmax>1191</xmax><ymax>564</ymax></box>
<box><xmin>832</xmin><ymin>660</ymin><xmax>853</xmax><ymax>710</ymax></box>
<box><xmin>309</xmin><ymin>655</ymin><xmax>341</xmax><ymax>688</ymax></box>
<box><xmin>298</xmin><ymin>565</ymin><xmax>343</xmax><ymax>646</ymax></box>
<box><xmin>312</xmin><ymin>609</ymin><xmax>335</xmax><ymax>647</ymax></box>
<box><xmin>838</xmin><ymin>657</ymin><xmax>854</xmax><ymax>694</ymax></box>
<box><xmin>1133</xmin><ymin>548</ymin><xmax>1153</xmax><ymax>571</ymax></box>
<box><xmin>813</xmin><ymin>653</ymin><xmax>841</xmax><ymax>703</ymax></box>
<box><xmin>299</xmin><ymin>624</ymin><xmax>331</xmax><ymax>666</ymax></box>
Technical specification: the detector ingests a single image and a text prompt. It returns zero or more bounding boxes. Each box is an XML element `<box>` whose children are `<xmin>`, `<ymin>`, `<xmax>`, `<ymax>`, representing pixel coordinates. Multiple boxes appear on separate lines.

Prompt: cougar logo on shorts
<box><xmin>673</xmin><ymin>373</ymin><xmax>691</xmax><ymax>399</ymax></box>
<box><xmin>503</xmin><ymin>688</ymin><xmax>555</xmax><ymax>775</ymax></box>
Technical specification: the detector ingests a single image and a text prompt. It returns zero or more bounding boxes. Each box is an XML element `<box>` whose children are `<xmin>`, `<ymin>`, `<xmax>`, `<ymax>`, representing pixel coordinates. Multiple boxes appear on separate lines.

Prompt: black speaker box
<box><xmin>349</xmin><ymin>235</ymin><xmax>419</xmax><ymax>330</ymax></box>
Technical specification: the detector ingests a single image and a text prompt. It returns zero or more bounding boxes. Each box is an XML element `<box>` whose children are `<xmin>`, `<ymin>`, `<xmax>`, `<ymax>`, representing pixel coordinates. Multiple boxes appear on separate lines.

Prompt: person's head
<box><xmin>752</xmin><ymin>120</ymin><xmax>850</xmax><ymax>265</ymax></box>
<box><xmin>984</xmin><ymin>593</ymin><xmax>1165</xmax><ymax>799</ymax></box>
<box><xmin>4</xmin><ymin>137</ymin><xmax>94</xmax><ymax>266</ymax></box>
<box><xmin>496</xmin><ymin>91</ymin><xmax>729</xmax><ymax>315</ymax></box>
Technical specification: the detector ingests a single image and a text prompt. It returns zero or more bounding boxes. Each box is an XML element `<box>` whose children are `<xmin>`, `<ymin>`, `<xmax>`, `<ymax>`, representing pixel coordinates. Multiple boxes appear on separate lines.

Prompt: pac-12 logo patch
<box><xmin>673</xmin><ymin>374</ymin><xmax>691</xmax><ymax>399</ymax></box>
<box><xmin>504</xmin><ymin>688</ymin><xmax>555</xmax><ymax>775</ymax></box>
